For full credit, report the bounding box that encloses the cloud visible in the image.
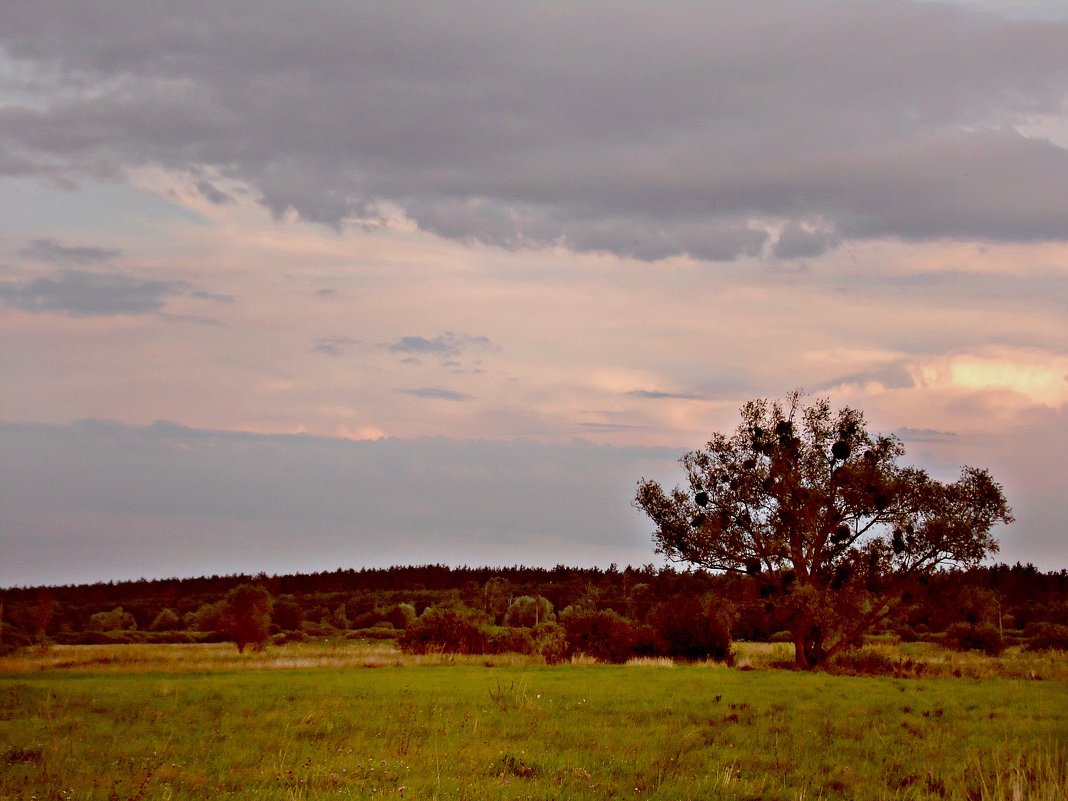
[400,387,472,401]
[313,336,359,356]
[0,268,189,316]
[896,427,959,442]
[19,238,122,265]
[385,332,493,358]
[0,420,684,584]
[626,389,703,400]
[195,179,232,205]
[773,221,842,260]
[2,2,1067,260]
[189,289,236,303]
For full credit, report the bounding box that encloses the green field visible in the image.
[2,643,1066,800]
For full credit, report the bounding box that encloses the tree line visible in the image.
[3,561,1067,661]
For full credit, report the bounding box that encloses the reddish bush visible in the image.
[559,608,640,663]
[398,605,489,654]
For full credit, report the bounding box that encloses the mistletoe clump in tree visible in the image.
[635,391,1013,669]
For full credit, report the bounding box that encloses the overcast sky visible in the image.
[2,1,1066,586]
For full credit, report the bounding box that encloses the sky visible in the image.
[1,0,1067,587]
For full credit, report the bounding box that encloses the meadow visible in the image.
[2,642,1066,801]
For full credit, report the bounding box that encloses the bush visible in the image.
[1023,623,1068,651]
[645,594,733,662]
[559,608,640,663]
[769,630,794,644]
[531,622,568,664]
[486,626,535,655]
[826,646,926,678]
[503,596,555,628]
[346,627,401,641]
[946,622,1004,656]
[300,620,335,638]
[380,603,418,629]
[271,630,308,645]
[148,608,181,632]
[145,631,197,644]
[271,596,304,631]
[87,607,137,632]
[893,625,919,643]
[398,605,490,654]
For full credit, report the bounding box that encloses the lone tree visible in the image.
[635,391,1013,669]
[220,584,274,653]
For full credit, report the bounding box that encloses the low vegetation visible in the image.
[2,640,1065,800]
[4,562,1066,664]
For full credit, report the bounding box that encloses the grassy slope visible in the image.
[2,645,1066,800]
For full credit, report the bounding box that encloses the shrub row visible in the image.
[396,603,733,664]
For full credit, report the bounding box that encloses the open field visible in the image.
[2,642,1066,800]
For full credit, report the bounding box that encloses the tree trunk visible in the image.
[793,626,826,669]
[793,632,810,669]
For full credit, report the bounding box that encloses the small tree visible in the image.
[503,595,555,628]
[87,607,137,632]
[148,607,181,632]
[271,595,304,631]
[635,392,1013,669]
[219,584,274,653]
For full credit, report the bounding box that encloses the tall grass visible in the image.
[2,642,1065,800]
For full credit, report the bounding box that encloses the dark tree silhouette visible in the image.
[219,584,273,653]
[635,391,1013,668]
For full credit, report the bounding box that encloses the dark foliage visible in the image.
[559,608,643,663]
[1023,622,1068,651]
[219,584,273,653]
[635,391,1014,668]
[398,605,490,655]
[945,622,1005,656]
[645,594,734,661]
[3,557,1068,666]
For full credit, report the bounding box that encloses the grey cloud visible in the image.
[626,390,703,400]
[819,365,918,391]
[897,427,959,442]
[0,268,188,316]
[578,422,651,432]
[2,2,1068,260]
[400,387,472,401]
[313,336,359,356]
[386,332,493,357]
[189,289,236,303]
[773,221,842,260]
[195,179,232,205]
[0,420,683,584]
[20,238,122,265]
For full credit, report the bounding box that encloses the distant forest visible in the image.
[3,562,1068,661]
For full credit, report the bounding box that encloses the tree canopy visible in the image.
[635,391,1013,668]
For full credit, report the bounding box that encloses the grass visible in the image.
[1,641,1066,800]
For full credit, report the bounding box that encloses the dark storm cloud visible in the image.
[0,268,189,316]
[19,238,122,265]
[400,387,472,401]
[2,2,1068,260]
